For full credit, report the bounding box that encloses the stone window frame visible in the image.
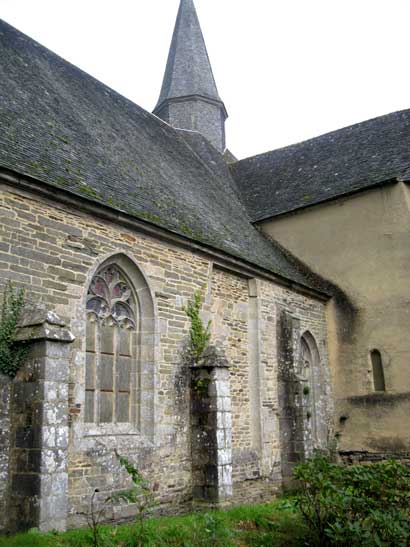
[300,330,321,443]
[82,253,157,441]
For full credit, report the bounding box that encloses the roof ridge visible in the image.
[235,107,410,165]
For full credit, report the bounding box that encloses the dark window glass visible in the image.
[370,350,386,392]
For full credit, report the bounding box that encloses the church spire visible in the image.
[153,0,228,152]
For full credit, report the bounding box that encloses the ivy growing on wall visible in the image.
[0,281,28,378]
[183,291,211,361]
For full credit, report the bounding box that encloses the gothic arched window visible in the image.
[300,335,316,437]
[370,349,386,392]
[85,264,139,425]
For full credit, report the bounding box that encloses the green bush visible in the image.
[293,452,410,546]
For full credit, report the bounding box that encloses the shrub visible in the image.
[293,452,410,546]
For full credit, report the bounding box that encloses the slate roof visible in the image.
[0,19,323,292]
[154,0,225,114]
[230,110,410,222]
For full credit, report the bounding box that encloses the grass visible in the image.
[0,499,309,547]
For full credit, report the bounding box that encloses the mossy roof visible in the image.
[0,19,326,293]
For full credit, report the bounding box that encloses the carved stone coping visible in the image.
[189,346,230,370]
[190,361,230,370]
[14,309,75,344]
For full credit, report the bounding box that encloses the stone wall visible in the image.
[339,450,410,465]
[0,183,331,529]
[210,268,331,500]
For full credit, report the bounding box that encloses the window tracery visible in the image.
[87,265,136,328]
[85,264,138,425]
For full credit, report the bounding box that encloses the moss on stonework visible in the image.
[106,195,122,208]
[77,185,99,198]
[54,176,70,187]
[122,204,162,226]
[56,135,69,145]
[180,223,193,236]
[27,160,42,176]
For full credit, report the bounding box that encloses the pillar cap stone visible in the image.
[190,345,230,369]
[14,307,75,343]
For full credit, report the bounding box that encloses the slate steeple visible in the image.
[153,0,228,152]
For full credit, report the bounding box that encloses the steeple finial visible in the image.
[153,0,228,152]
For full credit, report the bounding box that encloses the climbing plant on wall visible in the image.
[183,291,211,361]
[0,281,28,377]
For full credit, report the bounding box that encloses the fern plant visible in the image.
[183,291,211,361]
[0,281,28,378]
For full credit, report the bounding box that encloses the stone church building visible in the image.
[0,0,409,533]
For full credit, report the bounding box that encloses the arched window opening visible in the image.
[300,334,317,442]
[85,264,139,425]
[370,350,386,392]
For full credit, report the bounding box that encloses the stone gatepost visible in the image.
[8,310,74,533]
[0,373,12,533]
[190,348,232,505]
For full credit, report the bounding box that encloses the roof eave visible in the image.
[0,166,331,301]
[253,177,400,224]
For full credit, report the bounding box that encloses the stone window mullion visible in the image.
[113,325,118,425]
[95,321,101,426]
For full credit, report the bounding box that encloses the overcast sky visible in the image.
[1,0,410,159]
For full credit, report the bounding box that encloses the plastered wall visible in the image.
[260,182,410,454]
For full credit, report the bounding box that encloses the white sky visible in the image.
[1,0,410,160]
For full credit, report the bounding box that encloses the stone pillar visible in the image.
[277,309,303,488]
[0,373,12,533]
[191,349,232,505]
[8,310,74,533]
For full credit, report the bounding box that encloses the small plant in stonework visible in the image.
[303,385,310,396]
[81,488,110,547]
[0,281,28,378]
[183,291,211,361]
[193,376,211,395]
[109,452,158,547]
